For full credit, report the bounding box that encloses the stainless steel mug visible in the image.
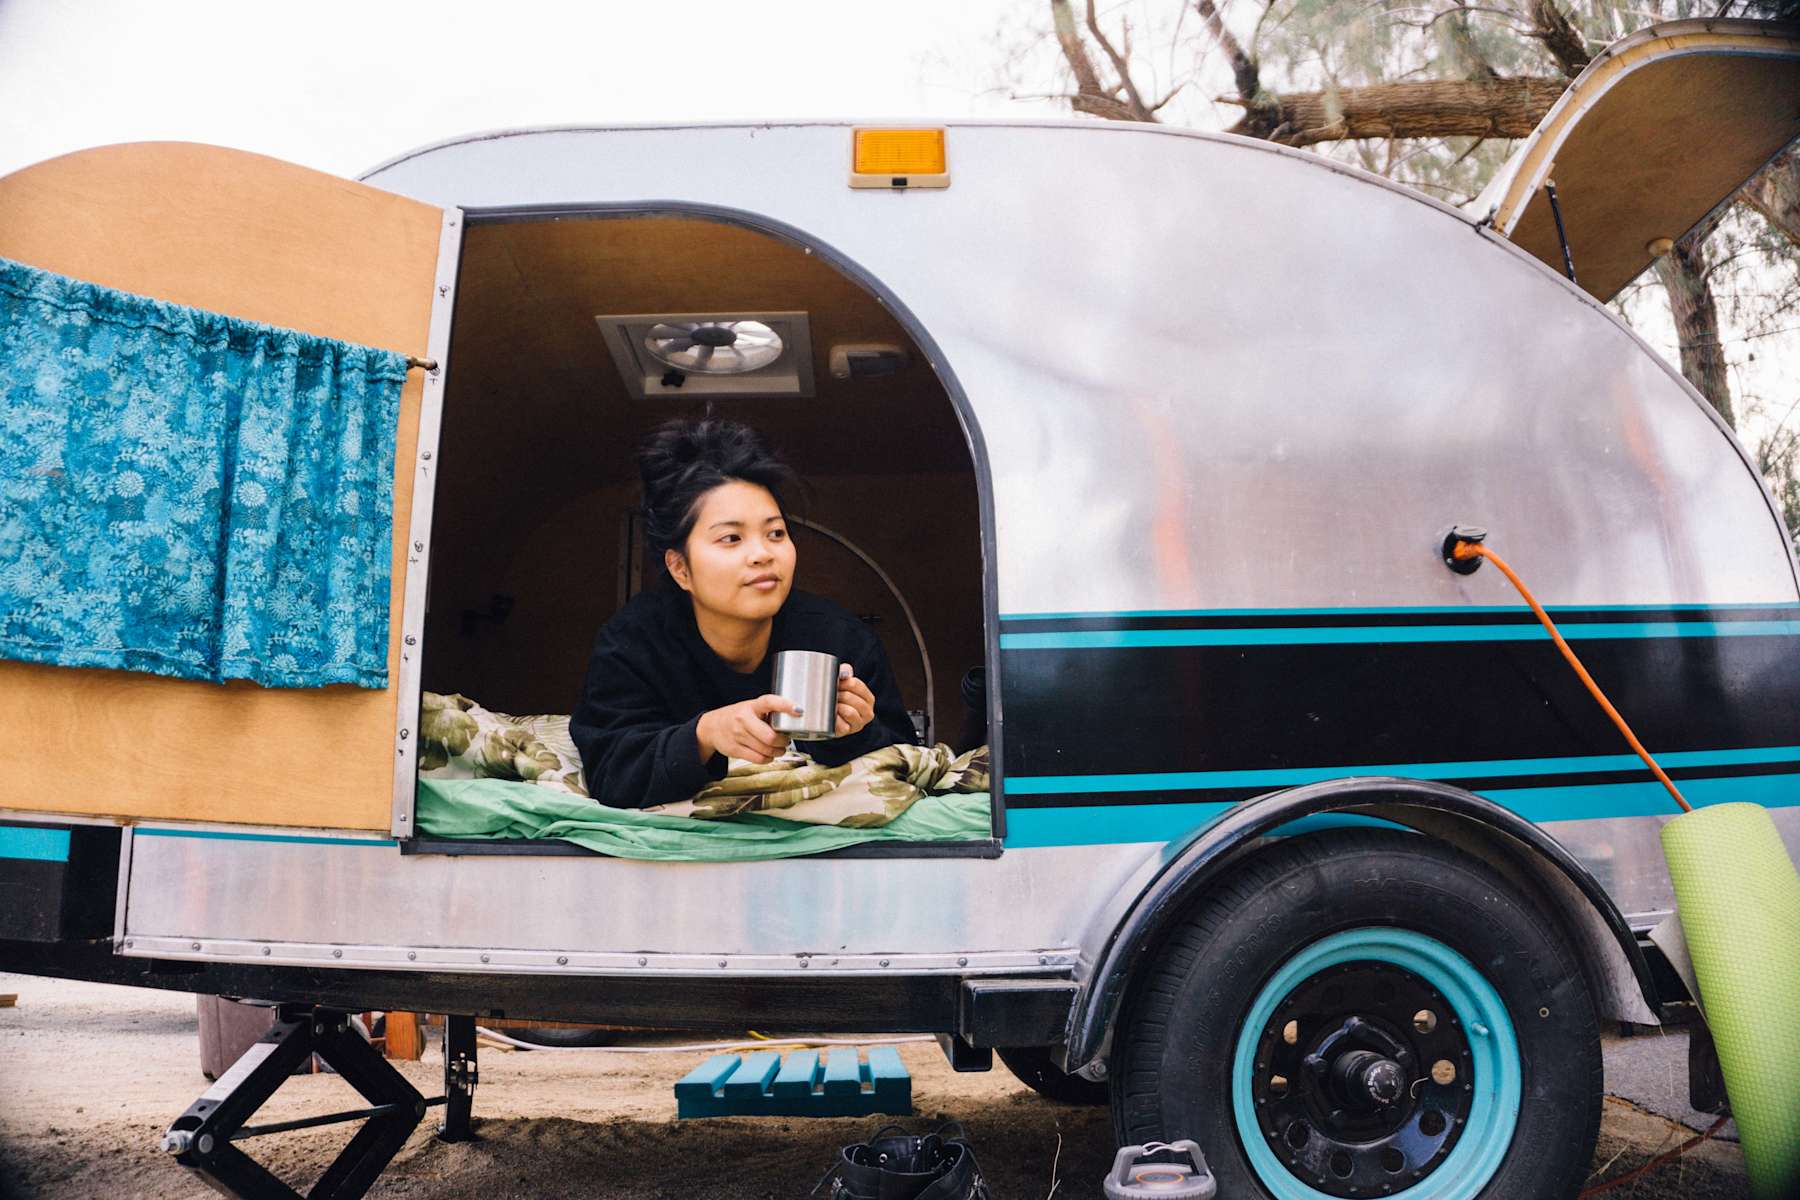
[769,649,841,740]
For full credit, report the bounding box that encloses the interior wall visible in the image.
[422,215,984,737]
[425,473,983,727]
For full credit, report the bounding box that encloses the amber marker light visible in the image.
[849,128,949,190]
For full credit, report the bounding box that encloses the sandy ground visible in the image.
[0,973,1750,1199]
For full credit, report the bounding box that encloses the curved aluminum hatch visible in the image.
[1477,18,1800,301]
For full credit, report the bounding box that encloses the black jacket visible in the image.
[568,588,915,808]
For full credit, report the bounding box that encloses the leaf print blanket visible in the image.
[418,691,988,827]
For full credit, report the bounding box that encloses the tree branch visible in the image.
[1195,0,1263,105]
[1049,0,1147,121]
[1228,76,1566,146]
[1389,4,1534,31]
[1195,0,1286,135]
[1528,0,1591,77]
[1085,0,1157,120]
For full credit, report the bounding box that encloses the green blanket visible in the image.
[416,777,992,862]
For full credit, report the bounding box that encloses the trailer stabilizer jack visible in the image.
[161,1005,429,1200]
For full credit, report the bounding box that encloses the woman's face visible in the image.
[667,480,796,623]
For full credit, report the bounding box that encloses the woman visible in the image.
[569,417,916,808]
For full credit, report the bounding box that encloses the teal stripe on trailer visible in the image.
[1000,620,1800,650]
[136,828,397,847]
[0,826,72,862]
[1002,602,1800,621]
[1005,745,1800,796]
[1001,773,1800,848]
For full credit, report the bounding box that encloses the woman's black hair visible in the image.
[636,416,798,557]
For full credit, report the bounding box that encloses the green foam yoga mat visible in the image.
[1660,802,1800,1199]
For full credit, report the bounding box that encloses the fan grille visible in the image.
[643,320,784,375]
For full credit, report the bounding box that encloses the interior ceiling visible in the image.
[440,216,971,519]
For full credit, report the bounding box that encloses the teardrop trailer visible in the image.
[3,18,1799,1200]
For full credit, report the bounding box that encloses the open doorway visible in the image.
[415,210,991,839]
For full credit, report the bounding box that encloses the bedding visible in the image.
[419,690,990,829]
[415,776,991,861]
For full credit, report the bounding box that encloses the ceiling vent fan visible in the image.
[595,311,816,399]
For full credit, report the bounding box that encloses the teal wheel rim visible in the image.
[1230,928,1521,1200]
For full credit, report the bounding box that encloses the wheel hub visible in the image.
[1327,1048,1405,1109]
[1249,962,1475,1197]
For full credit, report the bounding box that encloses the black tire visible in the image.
[1111,830,1602,1200]
[998,1045,1111,1106]
[493,1025,617,1048]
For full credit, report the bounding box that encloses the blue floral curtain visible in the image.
[0,255,407,689]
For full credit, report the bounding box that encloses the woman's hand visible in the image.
[696,695,797,765]
[835,663,876,737]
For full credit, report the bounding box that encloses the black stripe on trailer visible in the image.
[0,824,120,943]
[998,630,1800,781]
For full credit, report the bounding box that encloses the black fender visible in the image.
[1060,777,1659,1076]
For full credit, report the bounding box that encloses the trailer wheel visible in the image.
[1111,830,1601,1199]
[998,1045,1110,1106]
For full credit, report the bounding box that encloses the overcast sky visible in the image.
[0,0,1051,179]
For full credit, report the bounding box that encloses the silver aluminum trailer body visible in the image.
[96,119,1797,986]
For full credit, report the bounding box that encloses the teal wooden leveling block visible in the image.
[675,1046,912,1118]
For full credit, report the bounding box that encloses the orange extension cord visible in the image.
[1450,539,1721,1197]
[1451,540,1692,814]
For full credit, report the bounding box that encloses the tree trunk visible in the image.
[1653,234,1735,429]
[1744,148,1800,246]
[1232,77,1566,146]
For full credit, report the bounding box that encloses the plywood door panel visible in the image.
[0,142,443,830]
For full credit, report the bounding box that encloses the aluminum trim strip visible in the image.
[114,936,1078,978]
[111,825,133,945]
[391,206,465,838]
[134,828,396,847]
[0,811,131,828]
